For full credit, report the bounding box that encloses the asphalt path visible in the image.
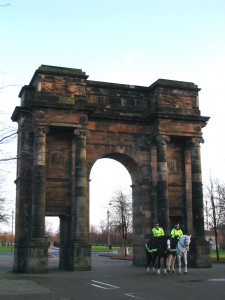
[0,250,225,300]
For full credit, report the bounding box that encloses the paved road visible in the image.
[0,252,225,300]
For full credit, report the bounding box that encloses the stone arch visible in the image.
[89,153,147,265]
[11,65,211,273]
[88,152,141,186]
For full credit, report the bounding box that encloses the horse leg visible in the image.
[163,255,167,275]
[167,254,171,272]
[146,251,151,274]
[152,254,157,274]
[156,255,160,275]
[183,253,188,274]
[177,255,182,275]
[171,254,176,273]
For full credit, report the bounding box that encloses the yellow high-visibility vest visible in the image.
[171,228,183,238]
[152,227,164,237]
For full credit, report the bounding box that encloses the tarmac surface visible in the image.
[0,250,225,300]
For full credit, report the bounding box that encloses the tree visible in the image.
[0,121,17,223]
[204,176,225,260]
[109,189,132,257]
[0,113,18,160]
[0,170,11,223]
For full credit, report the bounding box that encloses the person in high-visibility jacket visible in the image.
[152,223,164,237]
[170,223,183,239]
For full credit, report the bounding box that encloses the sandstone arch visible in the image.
[11,65,211,273]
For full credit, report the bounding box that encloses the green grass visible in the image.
[1,245,225,259]
[210,249,225,259]
[91,245,128,252]
[0,244,125,253]
[0,245,14,253]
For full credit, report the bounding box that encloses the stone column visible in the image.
[71,128,91,271]
[27,126,49,273]
[13,118,32,272]
[59,215,70,270]
[156,134,170,235]
[184,141,193,235]
[188,137,211,268]
[191,137,205,237]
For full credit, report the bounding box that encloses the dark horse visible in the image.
[145,236,169,275]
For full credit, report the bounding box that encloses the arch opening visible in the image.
[89,157,132,228]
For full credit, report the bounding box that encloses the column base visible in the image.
[14,239,49,273]
[26,239,49,273]
[14,243,27,273]
[68,240,92,271]
[133,243,146,267]
[188,237,212,268]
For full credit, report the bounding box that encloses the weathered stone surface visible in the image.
[12,65,211,272]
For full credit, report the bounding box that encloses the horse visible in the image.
[176,234,191,274]
[145,236,170,275]
[167,235,191,275]
[166,237,179,273]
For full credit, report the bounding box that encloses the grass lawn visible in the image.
[0,245,14,253]
[1,245,225,260]
[91,245,129,252]
[210,249,225,259]
[0,245,128,253]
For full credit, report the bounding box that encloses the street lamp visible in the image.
[11,210,14,252]
[107,201,112,249]
[107,209,111,249]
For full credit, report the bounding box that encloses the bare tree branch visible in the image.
[0,3,10,7]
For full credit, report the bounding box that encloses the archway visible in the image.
[89,158,132,228]
[11,65,211,273]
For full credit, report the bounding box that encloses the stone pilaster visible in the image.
[59,215,70,270]
[71,128,91,271]
[184,141,193,235]
[27,126,49,273]
[191,137,205,237]
[188,137,212,268]
[156,134,170,235]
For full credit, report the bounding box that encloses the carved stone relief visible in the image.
[40,79,85,97]
[48,150,64,168]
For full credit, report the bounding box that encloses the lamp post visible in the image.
[107,201,112,249]
[107,209,111,249]
[11,210,14,252]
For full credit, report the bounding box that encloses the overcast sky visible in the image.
[1,0,225,231]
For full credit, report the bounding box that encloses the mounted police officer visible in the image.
[152,222,164,237]
[170,223,183,240]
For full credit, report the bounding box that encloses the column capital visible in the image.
[155,134,170,145]
[190,137,204,146]
[74,128,90,138]
[186,137,204,147]
[34,126,49,136]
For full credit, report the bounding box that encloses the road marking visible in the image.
[91,280,120,289]
[125,293,149,299]
[208,278,225,282]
